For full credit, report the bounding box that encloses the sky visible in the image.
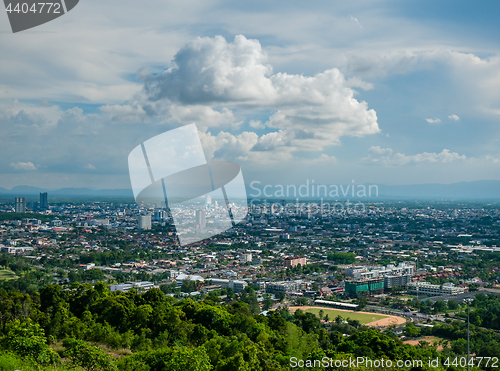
[1,0,500,190]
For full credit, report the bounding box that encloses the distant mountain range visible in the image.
[1,179,500,200]
[377,180,500,200]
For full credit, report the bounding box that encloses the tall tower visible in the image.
[196,209,206,228]
[15,197,26,213]
[40,192,49,210]
[138,214,152,230]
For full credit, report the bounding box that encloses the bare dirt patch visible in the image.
[403,336,444,350]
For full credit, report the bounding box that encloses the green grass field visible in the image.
[296,307,388,324]
[0,269,17,281]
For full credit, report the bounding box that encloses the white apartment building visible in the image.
[408,281,465,296]
[346,262,414,279]
[384,274,412,288]
[110,281,155,292]
[138,214,152,230]
[266,280,311,293]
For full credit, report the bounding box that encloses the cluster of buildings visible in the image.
[14,193,49,213]
[343,262,467,297]
[2,197,500,305]
[344,262,415,295]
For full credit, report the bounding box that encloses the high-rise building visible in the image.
[205,194,212,206]
[153,210,167,221]
[345,278,384,296]
[15,197,26,213]
[383,274,412,289]
[30,201,39,212]
[138,214,152,230]
[40,192,49,210]
[196,209,206,228]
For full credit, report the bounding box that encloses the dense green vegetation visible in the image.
[326,252,356,264]
[1,283,499,370]
[0,211,54,222]
[0,268,17,281]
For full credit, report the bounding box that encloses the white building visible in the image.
[408,281,465,296]
[210,278,230,288]
[175,273,204,282]
[240,253,252,263]
[15,197,26,213]
[83,263,96,270]
[110,281,155,292]
[346,262,414,279]
[91,219,110,227]
[138,214,152,230]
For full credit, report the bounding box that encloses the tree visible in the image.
[136,346,211,371]
[181,279,197,293]
[326,253,356,264]
[295,297,308,306]
[319,309,324,321]
[403,323,420,338]
[358,298,368,310]
[240,291,260,313]
[451,338,467,354]
[433,300,447,313]
[275,291,285,302]
[63,338,115,371]
[262,295,273,311]
[1,319,59,365]
[470,310,482,326]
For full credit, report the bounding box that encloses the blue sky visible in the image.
[0,0,499,189]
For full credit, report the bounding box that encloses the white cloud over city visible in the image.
[363,146,467,166]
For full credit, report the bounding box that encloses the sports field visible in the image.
[0,269,17,281]
[291,306,386,324]
[288,306,406,327]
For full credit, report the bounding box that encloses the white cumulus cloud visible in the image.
[11,162,37,170]
[363,146,467,166]
[135,35,379,152]
[448,114,460,121]
[425,118,441,124]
